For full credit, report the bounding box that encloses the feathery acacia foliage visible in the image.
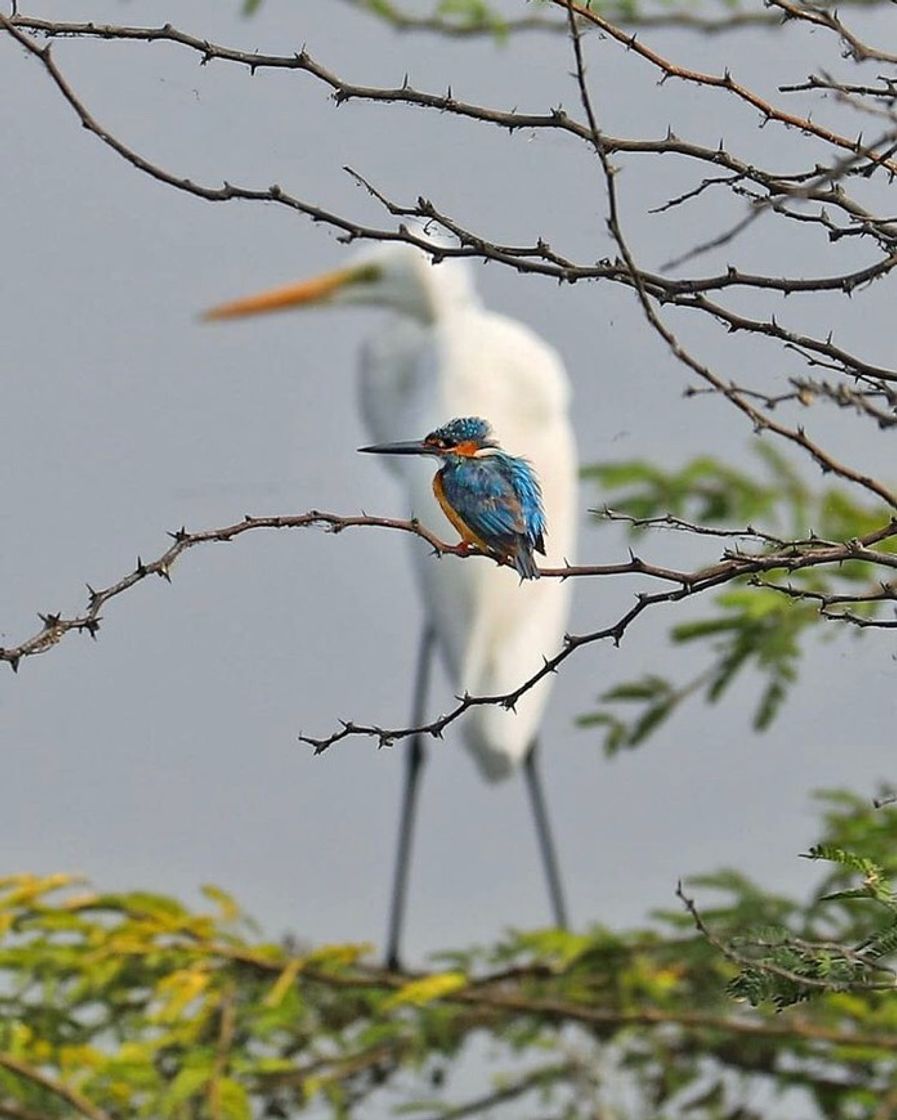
[2,792,897,1119]
[246,0,883,36]
[579,450,897,752]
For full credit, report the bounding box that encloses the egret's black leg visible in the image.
[385,623,436,971]
[523,741,569,929]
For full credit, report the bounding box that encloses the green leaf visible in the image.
[600,675,671,702]
[216,1077,252,1120]
[629,698,677,745]
[160,1064,212,1115]
[754,677,787,731]
[201,883,241,922]
[857,921,897,960]
[671,618,742,642]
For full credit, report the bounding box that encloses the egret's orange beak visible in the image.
[202,264,370,321]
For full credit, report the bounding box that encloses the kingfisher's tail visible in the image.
[512,540,540,580]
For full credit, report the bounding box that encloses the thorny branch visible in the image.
[9,8,897,509]
[766,0,897,65]
[598,508,789,546]
[5,4,897,749]
[558,0,897,493]
[689,376,897,430]
[298,516,897,752]
[3,506,897,746]
[0,511,482,670]
[753,576,897,627]
[5,14,897,247]
[5,11,897,404]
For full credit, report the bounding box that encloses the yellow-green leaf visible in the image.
[201,883,241,922]
[384,970,466,1008]
[264,957,303,1008]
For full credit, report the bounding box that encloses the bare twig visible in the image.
[596,507,789,546]
[413,1063,576,1120]
[757,577,897,628]
[0,1055,110,1120]
[766,0,897,64]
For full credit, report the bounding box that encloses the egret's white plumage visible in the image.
[206,243,578,781]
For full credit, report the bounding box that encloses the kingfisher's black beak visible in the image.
[358,439,432,457]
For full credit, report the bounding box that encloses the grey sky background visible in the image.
[2,1,895,965]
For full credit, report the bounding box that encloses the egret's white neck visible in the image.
[412,255,481,324]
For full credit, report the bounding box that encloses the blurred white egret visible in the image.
[205,242,578,966]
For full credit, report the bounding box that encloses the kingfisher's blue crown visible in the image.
[426,417,495,449]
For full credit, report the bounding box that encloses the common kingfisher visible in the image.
[360,417,546,580]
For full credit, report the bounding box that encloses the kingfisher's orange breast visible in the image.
[433,472,492,553]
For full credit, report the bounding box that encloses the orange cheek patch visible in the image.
[454,440,480,457]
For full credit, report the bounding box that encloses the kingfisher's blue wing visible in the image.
[441,455,546,573]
